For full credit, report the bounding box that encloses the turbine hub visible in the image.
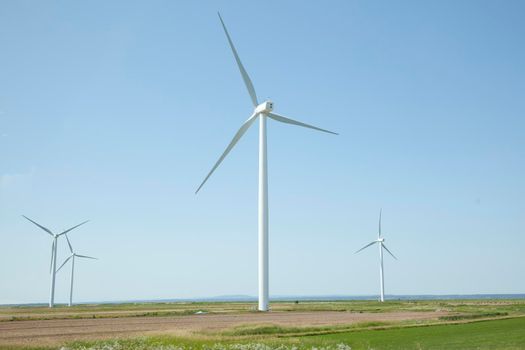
[378,238,385,242]
[255,100,273,115]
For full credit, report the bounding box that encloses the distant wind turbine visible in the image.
[355,210,397,302]
[56,234,97,307]
[196,13,338,311]
[22,216,89,307]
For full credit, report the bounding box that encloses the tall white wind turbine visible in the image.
[196,13,338,311]
[57,234,97,307]
[355,210,397,302]
[22,216,89,307]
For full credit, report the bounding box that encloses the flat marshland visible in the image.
[0,299,524,350]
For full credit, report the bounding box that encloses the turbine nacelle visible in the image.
[254,101,273,115]
[378,238,385,242]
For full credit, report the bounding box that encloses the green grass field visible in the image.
[59,317,525,350]
[305,317,525,349]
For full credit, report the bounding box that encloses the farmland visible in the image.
[0,299,524,349]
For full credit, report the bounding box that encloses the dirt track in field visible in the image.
[0,310,448,346]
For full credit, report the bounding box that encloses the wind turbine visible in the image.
[56,234,97,307]
[22,216,89,307]
[355,210,397,302]
[196,13,337,311]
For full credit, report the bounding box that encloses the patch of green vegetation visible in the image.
[223,322,391,337]
[438,312,508,321]
[225,325,305,336]
[0,346,53,350]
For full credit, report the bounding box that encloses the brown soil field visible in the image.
[0,310,448,347]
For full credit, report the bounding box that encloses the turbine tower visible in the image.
[196,13,337,311]
[57,234,97,307]
[355,210,397,302]
[22,216,89,307]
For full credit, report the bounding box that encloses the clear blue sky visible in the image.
[1,0,524,304]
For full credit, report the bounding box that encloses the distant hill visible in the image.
[3,293,524,307]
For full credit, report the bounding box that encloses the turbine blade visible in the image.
[58,220,89,236]
[268,112,338,135]
[22,216,53,236]
[379,209,382,238]
[195,113,258,194]
[76,254,97,260]
[49,240,55,273]
[65,234,73,254]
[382,244,398,260]
[56,255,73,273]
[355,241,377,254]
[218,12,258,107]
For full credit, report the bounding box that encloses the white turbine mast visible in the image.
[355,209,397,302]
[56,234,97,307]
[22,216,89,308]
[196,12,338,311]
